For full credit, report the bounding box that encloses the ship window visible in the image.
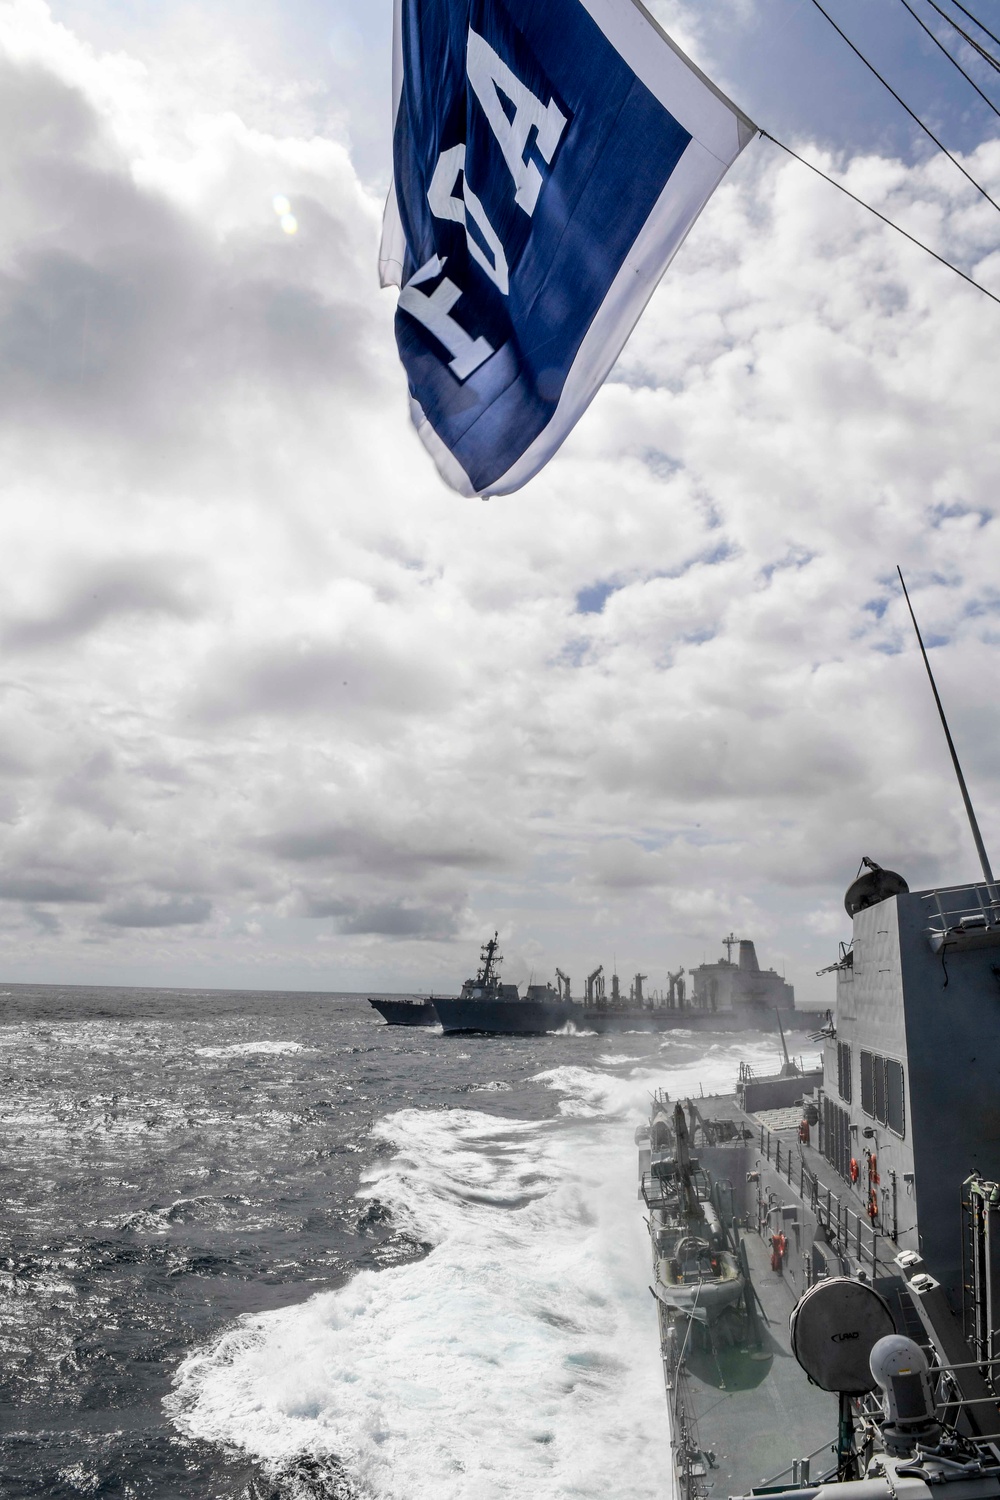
[837,1042,852,1103]
[859,1049,905,1138]
[874,1057,886,1123]
[860,1050,875,1116]
[822,1096,853,1183]
[885,1059,905,1136]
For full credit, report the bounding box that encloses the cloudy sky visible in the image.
[0,0,998,1002]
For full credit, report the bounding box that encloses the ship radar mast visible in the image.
[478,932,502,986]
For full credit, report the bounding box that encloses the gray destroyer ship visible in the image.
[433,933,581,1034]
[638,857,1000,1500]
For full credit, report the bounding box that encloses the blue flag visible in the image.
[380,0,755,497]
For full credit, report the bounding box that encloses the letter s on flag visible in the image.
[379,0,756,498]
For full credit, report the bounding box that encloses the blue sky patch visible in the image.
[575,580,620,615]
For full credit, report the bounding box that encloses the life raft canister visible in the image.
[849,1158,860,1183]
[770,1231,788,1271]
[798,1119,810,1145]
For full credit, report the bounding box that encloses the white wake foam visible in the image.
[167,1037,786,1497]
[169,1095,667,1498]
[195,1041,306,1057]
[534,1034,785,1120]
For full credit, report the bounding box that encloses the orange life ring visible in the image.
[849,1158,859,1183]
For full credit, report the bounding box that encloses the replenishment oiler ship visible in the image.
[425,931,826,1036]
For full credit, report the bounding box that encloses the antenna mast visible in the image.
[775,1008,792,1072]
[897,566,994,886]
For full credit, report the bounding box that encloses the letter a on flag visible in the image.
[380,0,755,497]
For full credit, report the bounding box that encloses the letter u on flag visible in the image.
[380,0,755,498]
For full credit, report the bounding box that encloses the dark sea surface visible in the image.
[0,984,805,1500]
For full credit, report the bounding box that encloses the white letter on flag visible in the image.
[397,256,495,380]
[466,29,568,217]
[427,145,510,294]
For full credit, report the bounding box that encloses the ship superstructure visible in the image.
[824,862,1000,1305]
[577,937,821,1034]
[639,859,1000,1500]
[690,936,796,1019]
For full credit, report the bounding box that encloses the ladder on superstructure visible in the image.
[962,1174,1000,1378]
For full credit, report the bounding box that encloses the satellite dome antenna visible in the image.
[897,566,995,890]
[789,1276,896,1393]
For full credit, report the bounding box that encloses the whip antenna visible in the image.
[897,566,994,885]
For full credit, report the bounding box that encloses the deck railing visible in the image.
[758,1121,884,1277]
[923,881,1000,940]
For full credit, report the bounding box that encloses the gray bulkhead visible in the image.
[826,897,918,1259]
[828,882,1000,1310]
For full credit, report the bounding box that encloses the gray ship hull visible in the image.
[581,1006,827,1034]
[368,997,438,1026]
[435,999,827,1036]
[434,997,581,1034]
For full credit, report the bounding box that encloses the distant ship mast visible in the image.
[477,932,502,988]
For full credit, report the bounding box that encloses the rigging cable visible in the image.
[923,0,1000,73]
[939,0,1000,54]
[806,0,1000,214]
[897,0,1000,120]
[759,131,1000,308]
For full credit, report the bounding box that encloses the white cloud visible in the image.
[0,0,996,1005]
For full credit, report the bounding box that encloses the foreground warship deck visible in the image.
[639,862,1000,1500]
[640,1088,840,1499]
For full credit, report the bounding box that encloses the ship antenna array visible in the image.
[897,566,995,887]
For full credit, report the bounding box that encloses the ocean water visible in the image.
[0,985,805,1499]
